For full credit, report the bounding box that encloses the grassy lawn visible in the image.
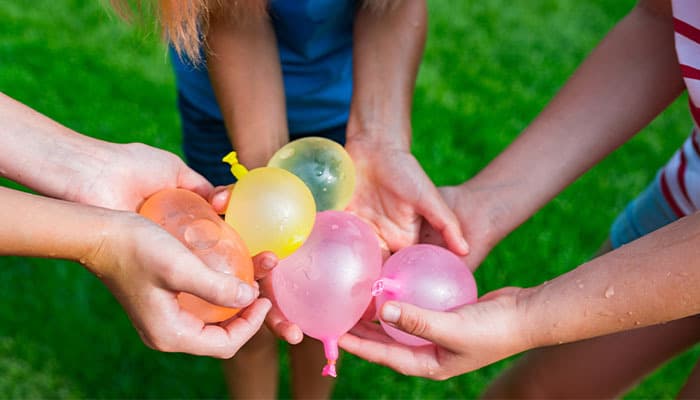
[0,0,696,398]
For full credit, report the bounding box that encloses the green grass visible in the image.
[0,0,696,398]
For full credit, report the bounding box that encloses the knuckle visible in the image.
[400,312,430,338]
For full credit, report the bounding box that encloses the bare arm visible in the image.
[0,92,213,210]
[419,0,684,267]
[0,93,276,357]
[206,11,287,168]
[467,0,683,249]
[345,0,468,254]
[341,209,700,379]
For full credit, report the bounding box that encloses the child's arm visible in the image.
[345,0,468,255]
[339,0,691,379]
[0,92,213,210]
[340,209,700,379]
[422,0,684,269]
[205,10,287,168]
[0,184,267,358]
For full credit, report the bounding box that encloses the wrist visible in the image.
[80,208,140,277]
[512,286,545,352]
[345,115,412,151]
[454,181,512,248]
[40,134,113,202]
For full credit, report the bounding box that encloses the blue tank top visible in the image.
[170,0,354,134]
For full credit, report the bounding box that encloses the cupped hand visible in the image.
[65,142,213,211]
[344,139,468,255]
[84,211,271,358]
[338,287,530,380]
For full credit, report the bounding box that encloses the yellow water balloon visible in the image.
[223,152,316,258]
[268,137,356,211]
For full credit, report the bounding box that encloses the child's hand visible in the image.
[419,185,504,271]
[86,211,269,358]
[338,287,530,380]
[345,139,468,255]
[63,142,214,211]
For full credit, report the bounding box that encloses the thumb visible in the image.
[415,187,469,256]
[379,301,461,348]
[177,167,215,200]
[163,249,258,309]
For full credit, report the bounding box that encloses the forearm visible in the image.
[0,185,116,270]
[521,211,700,349]
[346,0,427,149]
[466,2,684,242]
[0,92,110,198]
[206,12,287,168]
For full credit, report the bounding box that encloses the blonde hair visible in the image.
[110,0,397,62]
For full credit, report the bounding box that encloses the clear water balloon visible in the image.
[373,244,478,346]
[270,211,382,377]
[268,137,356,211]
[139,188,254,323]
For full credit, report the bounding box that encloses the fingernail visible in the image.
[263,256,276,270]
[235,284,256,305]
[381,303,401,323]
[460,237,470,254]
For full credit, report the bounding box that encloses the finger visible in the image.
[348,320,396,344]
[178,167,215,200]
[173,298,271,359]
[378,301,463,349]
[252,251,278,279]
[265,304,303,344]
[416,187,469,256]
[163,248,258,309]
[338,331,439,378]
[209,185,234,214]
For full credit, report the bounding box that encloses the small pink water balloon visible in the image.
[270,211,382,377]
[373,244,478,346]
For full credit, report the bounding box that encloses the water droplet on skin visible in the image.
[578,283,584,289]
[635,321,641,325]
[604,286,615,299]
[627,311,633,316]
[331,224,339,230]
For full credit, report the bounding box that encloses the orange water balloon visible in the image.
[139,188,254,323]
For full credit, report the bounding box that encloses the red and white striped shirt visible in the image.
[661,0,700,216]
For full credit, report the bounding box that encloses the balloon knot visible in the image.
[222,151,249,180]
[371,279,385,296]
[322,360,337,378]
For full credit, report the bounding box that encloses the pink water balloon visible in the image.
[270,211,382,377]
[373,244,478,346]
